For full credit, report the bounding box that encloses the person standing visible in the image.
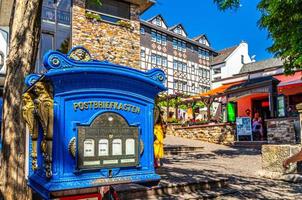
[154,105,165,168]
[252,112,263,141]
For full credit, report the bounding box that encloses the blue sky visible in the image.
[141,0,273,61]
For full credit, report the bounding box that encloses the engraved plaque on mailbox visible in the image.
[77,112,139,170]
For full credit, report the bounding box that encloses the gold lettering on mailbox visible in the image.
[73,101,141,114]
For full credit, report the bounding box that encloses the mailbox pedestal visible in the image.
[22,47,166,199]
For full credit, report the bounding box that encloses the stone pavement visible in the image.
[163,135,302,199]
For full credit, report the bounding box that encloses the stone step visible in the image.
[233,141,267,149]
[142,187,238,199]
[114,177,229,199]
[164,146,204,156]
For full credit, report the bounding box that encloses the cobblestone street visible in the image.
[164,135,302,199]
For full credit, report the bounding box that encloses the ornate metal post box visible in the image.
[22,47,166,199]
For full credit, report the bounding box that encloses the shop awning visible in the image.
[198,81,243,98]
[182,81,242,103]
[274,71,302,95]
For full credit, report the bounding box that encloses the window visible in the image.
[162,35,167,45]
[37,0,72,73]
[192,65,195,74]
[162,57,167,67]
[151,53,167,68]
[151,54,156,64]
[86,0,130,21]
[140,27,145,34]
[205,50,210,60]
[192,83,195,91]
[37,32,54,73]
[140,50,145,58]
[213,68,221,74]
[198,48,209,59]
[173,38,186,52]
[42,0,71,25]
[151,30,166,46]
[174,80,187,92]
[173,60,187,72]
[202,69,206,78]
[241,55,245,64]
[155,17,161,26]
[173,39,177,49]
[151,31,156,42]
[206,70,210,79]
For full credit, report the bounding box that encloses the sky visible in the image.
[141,0,273,61]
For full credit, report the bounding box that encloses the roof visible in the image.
[147,14,168,27]
[193,34,211,46]
[124,0,155,13]
[140,20,217,53]
[168,23,188,36]
[211,45,238,66]
[226,76,279,92]
[239,58,284,74]
[198,81,243,97]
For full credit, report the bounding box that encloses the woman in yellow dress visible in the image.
[154,105,165,168]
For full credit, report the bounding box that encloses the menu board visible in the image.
[236,117,252,138]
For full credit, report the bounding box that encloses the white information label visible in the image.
[98,139,109,156]
[103,159,119,165]
[83,160,100,166]
[125,139,135,155]
[112,139,122,155]
[121,158,135,163]
[83,139,95,157]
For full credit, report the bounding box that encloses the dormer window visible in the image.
[174,27,181,34]
[155,17,161,26]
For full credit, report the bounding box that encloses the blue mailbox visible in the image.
[22,47,166,199]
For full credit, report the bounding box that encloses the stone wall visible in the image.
[72,0,141,68]
[167,123,235,145]
[266,117,299,144]
[261,144,302,176]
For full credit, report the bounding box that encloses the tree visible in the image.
[257,0,302,74]
[0,1,43,200]
[214,0,302,73]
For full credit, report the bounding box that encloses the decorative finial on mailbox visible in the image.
[67,46,92,62]
[25,74,41,87]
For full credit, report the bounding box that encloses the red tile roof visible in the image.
[211,45,238,66]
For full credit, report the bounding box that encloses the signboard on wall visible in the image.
[236,117,252,141]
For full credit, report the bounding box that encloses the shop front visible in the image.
[225,76,279,141]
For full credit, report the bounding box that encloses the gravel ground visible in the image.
[164,135,302,200]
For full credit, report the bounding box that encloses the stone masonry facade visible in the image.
[266,117,299,144]
[167,123,235,145]
[72,0,141,68]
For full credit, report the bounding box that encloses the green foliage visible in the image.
[213,0,240,11]
[257,0,302,74]
[166,118,179,123]
[116,20,132,29]
[192,101,205,109]
[58,37,70,54]
[85,11,102,21]
[91,0,102,6]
